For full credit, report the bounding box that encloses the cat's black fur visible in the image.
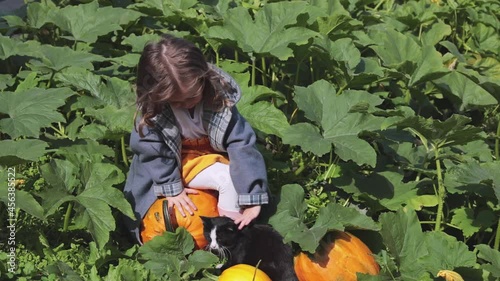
[201,216,298,281]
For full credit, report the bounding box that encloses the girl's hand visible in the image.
[234,205,261,230]
[166,188,199,217]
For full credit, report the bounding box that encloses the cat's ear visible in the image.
[200,216,210,225]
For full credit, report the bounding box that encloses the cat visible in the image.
[200,216,299,281]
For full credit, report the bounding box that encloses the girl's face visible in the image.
[169,92,203,109]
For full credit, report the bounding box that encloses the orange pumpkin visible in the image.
[294,231,379,281]
[141,189,219,249]
[219,264,272,281]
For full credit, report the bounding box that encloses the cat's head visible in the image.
[200,216,239,251]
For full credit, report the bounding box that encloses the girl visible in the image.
[123,34,269,243]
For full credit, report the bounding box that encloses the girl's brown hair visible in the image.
[135,34,230,137]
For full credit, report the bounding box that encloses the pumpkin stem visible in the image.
[253,260,262,281]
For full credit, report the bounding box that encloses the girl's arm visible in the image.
[224,107,269,207]
[130,125,184,197]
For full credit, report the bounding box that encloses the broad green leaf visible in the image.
[270,184,378,253]
[102,259,156,281]
[57,72,135,108]
[85,104,135,135]
[74,192,115,249]
[421,21,451,46]
[134,0,197,17]
[54,67,101,99]
[332,171,421,212]
[409,45,449,86]
[0,74,15,90]
[451,208,496,238]
[314,36,361,71]
[310,0,361,35]
[315,203,379,231]
[40,159,80,194]
[46,261,84,281]
[122,33,162,52]
[238,85,289,137]
[15,72,39,92]
[30,44,107,72]
[420,231,477,275]
[439,41,466,63]
[369,29,420,72]
[206,2,318,60]
[379,209,429,280]
[55,139,115,167]
[111,53,141,68]
[51,1,142,43]
[82,163,135,220]
[283,80,384,166]
[269,184,311,249]
[393,114,483,150]
[39,185,75,218]
[476,244,500,277]
[97,77,136,108]
[0,139,48,166]
[407,195,439,211]
[0,35,43,59]
[186,250,220,275]
[434,71,497,110]
[27,0,58,29]
[0,88,74,138]
[139,228,195,272]
[0,171,45,220]
[444,161,500,200]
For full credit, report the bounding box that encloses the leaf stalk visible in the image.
[434,147,445,232]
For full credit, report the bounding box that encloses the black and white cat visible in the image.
[200,216,298,281]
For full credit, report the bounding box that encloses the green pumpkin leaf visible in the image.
[0,35,43,60]
[451,208,496,238]
[122,34,162,53]
[332,171,421,212]
[394,114,483,150]
[421,21,452,46]
[369,29,420,72]
[282,80,384,166]
[186,250,220,275]
[476,244,500,277]
[31,44,106,72]
[0,139,48,166]
[0,88,74,138]
[237,85,289,137]
[409,45,449,86]
[206,2,318,60]
[420,231,477,275]
[434,71,497,110]
[139,228,197,278]
[379,209,429,280]
[0,170,45,220]
[40,159,80,194]
[85,104,135,136]
[51,1,142,43]
[26,0,58,29]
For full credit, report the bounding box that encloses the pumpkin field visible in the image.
[1,0,499,280]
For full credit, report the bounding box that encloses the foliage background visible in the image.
[0,0,499,280]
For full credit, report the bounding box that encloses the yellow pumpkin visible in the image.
[219,264,272,281]
[141,189,219,249]
[294,231,380,281]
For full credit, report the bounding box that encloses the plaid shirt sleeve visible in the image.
[130,125,184,197]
